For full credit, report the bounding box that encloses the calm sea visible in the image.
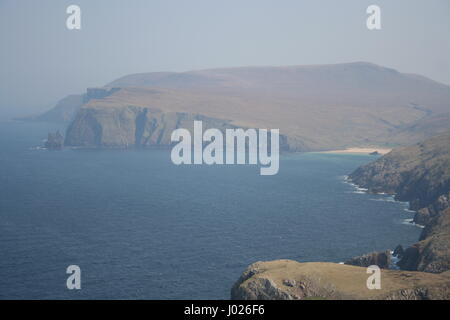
[0,121,420,299]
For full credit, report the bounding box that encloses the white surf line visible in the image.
[342,175,423,229]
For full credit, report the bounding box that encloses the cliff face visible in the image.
[349,133,450,210]
[64,85,296,149]
[397,207,450,273]
[349,133,450,273]
[231,260,450,300]
[64,105,247,148]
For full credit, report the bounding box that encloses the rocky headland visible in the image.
[231,260,450,300]
[24,62,450,152]
[232,133,450,299]
[349,133,450,273]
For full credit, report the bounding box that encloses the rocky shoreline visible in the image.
[348,133,450,273]
[232,133,450,299]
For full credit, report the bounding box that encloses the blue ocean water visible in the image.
[0,121,421,299]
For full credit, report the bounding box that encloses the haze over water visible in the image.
[0,121,420,299]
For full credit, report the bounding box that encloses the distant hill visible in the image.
[31,62,450,151]
[18,94,84,123]
[18,88,120,123]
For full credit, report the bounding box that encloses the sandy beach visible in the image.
[318,147,392,155]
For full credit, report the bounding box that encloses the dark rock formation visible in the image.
[410,207,450,273]
[44,131,64,150]
[397,247,421,271]
[369,151,380,155]
[397,212,450,274]
[414,192,450,227]
[345,250,391,269]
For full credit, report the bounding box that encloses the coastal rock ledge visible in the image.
[231,260,450,300]
[344,250,391,269]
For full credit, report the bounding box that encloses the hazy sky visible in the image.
[0,0,449,118]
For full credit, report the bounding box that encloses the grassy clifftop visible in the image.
[231,260,450,300]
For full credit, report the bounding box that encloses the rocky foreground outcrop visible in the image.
[231,260,450,300]
[349,133,450,274]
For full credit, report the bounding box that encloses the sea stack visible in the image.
[45,131,64,150]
